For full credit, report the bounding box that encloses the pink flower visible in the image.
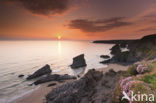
[136,64,148,74]
[120,77,136,103]
[120,77,132,89]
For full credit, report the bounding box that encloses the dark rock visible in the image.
[70,54,87,69]
[34,74,76,85]
[100,55,110,59]
[101,51,136,65]
[110,44,121,55]
[28,83,33,86]
[18,74,24,78]
[47,83,57,87]
[77,75,80,78]
[111,51,130,63]
[95,34,156,64]
[26,64,52,80]
[100,59,111,64]
[46,69,121,103]
[120,43,127,48]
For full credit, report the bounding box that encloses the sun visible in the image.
[57,35,62,40]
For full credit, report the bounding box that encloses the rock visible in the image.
[47,83,57,87]
[18,74,24,78]
[100,55,110,59]
[94,34,156,64]
[120,43,127,48]
[34,74,76,85]
[100,59,111,64]
[111,51,130,63]
[28,83,33,86]
[26,64,52,80]
[46,69,121,103]
[110,44,121,55]
[70,54,87,69]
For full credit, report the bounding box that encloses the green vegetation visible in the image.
[130,82,156,103]
[113,60,156,103]
[146,47,156,60]
[139,74,156,89]
[127,64,138,76]
[141,47,151,54]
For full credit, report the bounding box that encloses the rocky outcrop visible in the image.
[70,54,87,69]
[46,69,121,103]
[34,74,76,85]
[96,34,156,65]
[120,42,127,48]
[110,44,121,55]
[26,64,52,80]
[100,55,110,59]
[111,51,130,63]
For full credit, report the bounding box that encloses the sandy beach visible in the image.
[11,63,128,103]
[11,83,53,103]
[11,79,75,103]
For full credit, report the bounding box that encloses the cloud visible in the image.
[138,27,156,32]
[2,0,71,15]
[68,17,132,32]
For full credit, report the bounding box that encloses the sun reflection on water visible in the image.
[57,41,62,55]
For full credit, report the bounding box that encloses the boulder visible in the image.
[26,64,52,80]
[18,74,24,78]
[70,54,87,69]
[100,55,110,59]
[34,74,76,85]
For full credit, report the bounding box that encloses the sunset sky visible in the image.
[0,0,156,40]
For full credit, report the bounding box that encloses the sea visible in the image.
[0,40,114,103]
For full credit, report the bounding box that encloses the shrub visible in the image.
[127,65,138,76]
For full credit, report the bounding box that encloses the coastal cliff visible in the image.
[99,34,156,65]
[45,34,156,103]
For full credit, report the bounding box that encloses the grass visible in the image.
[130,82,156,103]
[139,73,156,89]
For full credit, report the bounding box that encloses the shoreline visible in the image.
[11,63,128,103]
[10,79,76,103]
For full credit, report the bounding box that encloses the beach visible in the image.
[11,63,128,103]
[11,80,75,103]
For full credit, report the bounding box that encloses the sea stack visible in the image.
[71,54,87,69]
